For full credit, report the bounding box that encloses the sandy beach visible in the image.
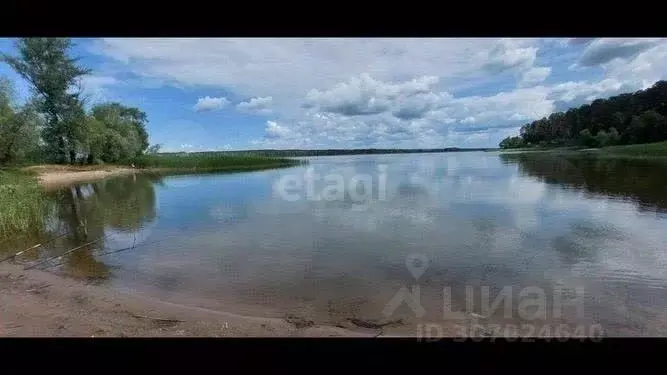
[0,262,379,337]
[23,165,141,190]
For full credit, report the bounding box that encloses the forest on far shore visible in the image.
[499,80,667,149]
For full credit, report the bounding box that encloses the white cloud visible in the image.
[88,38,667,149]
[550,78,626,103]
[448,86,555,124]
[602,41,667,89]
[194,96,230,112]
[236,96,273,114]
[520,67,551,87]
[75,75,119,104]
[303,73,442,118]
[577,38,663,67]
[482,39,538,73]
[481,39,552,88]
[264,120,291,139]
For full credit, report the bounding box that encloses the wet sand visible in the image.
[0,262,377,337]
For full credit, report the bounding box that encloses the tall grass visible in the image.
[597,141,667,157]
[504,141,667,161]
[0,169,48,235]
[133,153,304,171]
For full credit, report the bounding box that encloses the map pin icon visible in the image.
[405,254,429,280]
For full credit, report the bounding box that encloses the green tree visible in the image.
[82,114,107,164]
[2,38,90,164]
[579,129,597,148]
[88,102,149,163]
[499,136,525,149]
[0,77,42,165]
[640,110,667,142]
[146,143,162,154]
[507,80,667,147]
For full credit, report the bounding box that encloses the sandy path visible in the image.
[0,262,378,337]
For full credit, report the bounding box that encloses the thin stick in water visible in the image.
[24,236,108,271]
[0,232,70,264]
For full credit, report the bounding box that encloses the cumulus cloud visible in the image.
[577,38,663,67]
[482,39,537,73]
[481,39,552,88]
[88,38,667,149]
[75,75,119,103]
[520,67,551,86]
[194,96,230,112]
[303,73,441,118]
[264,120,291,139]
[448,86,555,124]
[237,96,273,114]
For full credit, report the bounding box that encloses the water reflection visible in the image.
[2,153,667,335]
[1,173,161,281]
[500,153,667,213]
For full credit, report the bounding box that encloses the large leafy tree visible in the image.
[87,102,149,163]
[2,38,90,164]
[0,77,42,165]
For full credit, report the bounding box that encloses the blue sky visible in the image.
[1,38,665,151]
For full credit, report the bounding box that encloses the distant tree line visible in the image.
[0,38,156,166]
[162,147,494,157]
[499,80,667,149]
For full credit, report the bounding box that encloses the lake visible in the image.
[5,152,667,336]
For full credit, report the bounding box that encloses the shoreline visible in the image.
[23,164,146,190]
[3,163,421,337]
[22,163,301,191]
[498,141,667,160]
[0,262,377,337]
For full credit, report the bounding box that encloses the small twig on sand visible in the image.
[24,236,108,270]
[26,283,51,293]
[131,314,184,324]
[346,318,405,329]
[284,314,315,329]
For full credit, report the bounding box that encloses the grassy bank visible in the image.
[134,153,304,171]
[501,141,667,160]
[592,141,667,157]
[0,169,48,234]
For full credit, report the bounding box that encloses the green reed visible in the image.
[0,169,48,235]
[133,152,304,171]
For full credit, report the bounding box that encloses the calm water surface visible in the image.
[5,152,667,335]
